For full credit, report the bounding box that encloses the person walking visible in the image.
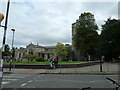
[52,59,55,69]
[54,57,58,68]
[50,59,53,68]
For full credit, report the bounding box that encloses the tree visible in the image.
[35,54,44,62]
[22,54,44,62]
[65,44,72,61]
[101,18,120,62]
[4,44,11,60]
[73,12,99,60]
[22,54,35,62]
[52,42,68,61]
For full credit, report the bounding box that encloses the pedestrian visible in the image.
[52,59,56,69]
[54,58,58,68]
[50,59,53,68]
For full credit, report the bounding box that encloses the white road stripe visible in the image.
[3,79,17,81]
[2,82,10,85]
[28,80,32,83]
[21,83,27,86]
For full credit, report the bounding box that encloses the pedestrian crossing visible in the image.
[1,74,30,87]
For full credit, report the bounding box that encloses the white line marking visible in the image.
[2,82,10,85]
[3,79,17,81]
[28,80,32,83]
[21,83,27,86]
[3,76,26,78]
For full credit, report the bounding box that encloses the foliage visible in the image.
[100,18,120,61]
[52,42,68,60]
[4,44,11,57]
[73,12,99,59]
[35,54,44,62]
[22,54,44,62]
[66,45,72,60]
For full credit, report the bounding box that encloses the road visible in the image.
[1,73,119,89]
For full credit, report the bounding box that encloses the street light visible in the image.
[0,0,10,89]
[11,29,15,52]
[0,13,4,69]
[9,29,15,71]
[0,13,4,90]
[1,0,10,66]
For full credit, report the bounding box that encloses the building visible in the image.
[14,43,56,61]
[72,21,83,61]
[0,43,72,62]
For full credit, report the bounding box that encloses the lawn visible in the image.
[4,61,86,65]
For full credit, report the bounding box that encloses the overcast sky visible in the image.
[0,0,118,48]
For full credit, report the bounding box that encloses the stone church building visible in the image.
[14,43,56,61]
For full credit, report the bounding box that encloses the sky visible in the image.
[0,0,119,48]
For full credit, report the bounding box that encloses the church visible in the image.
[14,43,56,61]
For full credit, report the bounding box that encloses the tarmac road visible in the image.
[1,73,119,89]
[0,62,119,90]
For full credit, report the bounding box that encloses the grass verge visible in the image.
[4,61,86,65]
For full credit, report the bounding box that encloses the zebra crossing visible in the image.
[1,74,30,88]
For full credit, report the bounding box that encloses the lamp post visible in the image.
[9,29,15,71]
[100,58,103,72]
[11,29,15,58]
[0,13,4,90]
[0,0,10,89]
[99,47,103,72]
[1,0,10,67]
[0,13,4,68]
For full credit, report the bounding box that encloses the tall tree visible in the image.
[101,18,120,62]
[52,42,68,61]
[73,12,98,60]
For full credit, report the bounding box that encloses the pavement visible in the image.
[2,63,120,75]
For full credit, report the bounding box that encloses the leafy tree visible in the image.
[35,54,44,62]
[73,12,99,60]
[65,45,72,61]
[52,42,68,60]
[101,18,120,62]
[22,54,44,62]
[4,44,11,58]
[22,54,35,62]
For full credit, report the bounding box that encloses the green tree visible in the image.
[101,18,120,62]
[22,54,35,62]
[4,44,11,58]
[65,45,72,61]
[34,54,44,62]
[22,54,44,62]
[73,12,99,60]
[53,42,68,61]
